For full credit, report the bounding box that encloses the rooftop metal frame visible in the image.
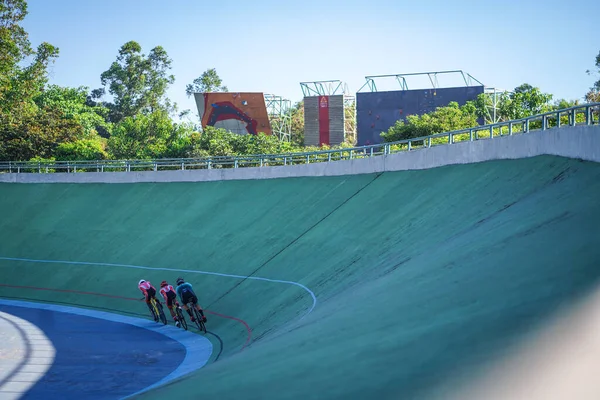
[264,94,292,142]
[300,80,350,97]
[358,70,484,92]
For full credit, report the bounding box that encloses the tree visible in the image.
[0,0,80,161]
[55,137,108,161]
[185,68,228,96]
[34,85,112,137]
[107,110,193,159]
[585,50,600,103]
[474,84,553,123]
[381,101,478,143]
[0,107,83,161]
[99,41,175,123]
[289,101,304,146]
[0,0,59,119]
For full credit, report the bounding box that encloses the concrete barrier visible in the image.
[1,125,598,184]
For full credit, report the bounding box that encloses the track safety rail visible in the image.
[1,103,598,174]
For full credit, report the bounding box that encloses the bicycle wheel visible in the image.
[176,307,188,330]
[188,304,203,331]
[155,300,167,325]
[148,301,158,322]
[194,308,206,334]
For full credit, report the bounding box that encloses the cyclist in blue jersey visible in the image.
[175,277,207,323]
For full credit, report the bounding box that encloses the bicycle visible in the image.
[148,296,167,325]
[173,301,188,330]
[186,302,206,333]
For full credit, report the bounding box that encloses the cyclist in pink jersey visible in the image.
[138,279,159,321]
[159,281,181,327]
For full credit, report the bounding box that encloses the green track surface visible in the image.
[1,155,599,399]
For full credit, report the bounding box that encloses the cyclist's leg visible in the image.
[166,294,177,321]
[145,298,157,320]
[182,294,194,319]
[191,295,206,321]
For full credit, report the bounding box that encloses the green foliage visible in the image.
[186,68,228,96]
[0,107,83,161]
[381,101,478,143]
[289,101,304,146]
[35,85,112,137]
[475,84,553,123]
[585,50,600,102]
[107,110,194,159]
[99,41,175,122]
[55,137,108,161]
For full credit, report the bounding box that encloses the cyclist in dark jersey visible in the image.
[175,277,207,323]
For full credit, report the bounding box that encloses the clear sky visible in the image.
[22,0,600,115]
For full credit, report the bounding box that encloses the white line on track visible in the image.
[0,256,317,317]
[0,310,55,399]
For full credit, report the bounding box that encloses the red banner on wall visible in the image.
[318,96,330,146]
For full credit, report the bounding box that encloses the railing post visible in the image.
[67,163,70,173]
[234,159,238,168]
[448,133,452,143]
[74,165,77,173]
[101,165,104,172]
[350,150,354,159]
[208,159,212,169]
[327,153,331,162]
[306,154,310,163]
[525,119,530,132]
[586,106,592,125]
[428,137,431,147]
[370,147,373,156]
[509,123,513,135]
[408,140,412,150]
[489,125,493,139]
[260,157,264,167]
[469,129,473,141]
[181,162,184,170]
[542,116,547,131]
[9,162,11,173]
[284,156,287,166]
[38,162,41,173]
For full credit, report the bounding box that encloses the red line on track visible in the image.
[206,310,252,351]
[0,283,253,350]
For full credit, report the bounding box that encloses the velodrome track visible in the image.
[1,127,600,398]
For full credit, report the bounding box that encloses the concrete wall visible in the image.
[303,95,345,146]
[1,125,598,184]
[303,96,319,146]
[328,95,345,146]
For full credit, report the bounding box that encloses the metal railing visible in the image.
[1,103,598,174]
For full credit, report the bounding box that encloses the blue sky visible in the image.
[23,0,600,115]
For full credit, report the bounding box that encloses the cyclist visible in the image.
[175,277,207,323]
[138,279,159,321]
[159,280,181,327]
